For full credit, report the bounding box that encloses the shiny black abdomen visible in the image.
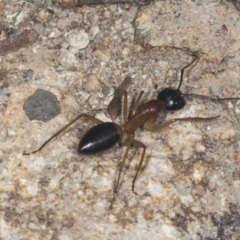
[78,122,120,154]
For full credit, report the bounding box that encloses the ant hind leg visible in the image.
[23,113,103,155]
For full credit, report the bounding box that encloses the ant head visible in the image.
[157,88,186,110]
[157,56,198,111]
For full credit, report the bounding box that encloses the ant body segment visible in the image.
[23,56,240,207]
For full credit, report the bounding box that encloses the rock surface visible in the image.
[0,0,240,239]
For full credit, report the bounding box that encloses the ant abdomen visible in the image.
[157,88,186,110]
[78,122,121,154]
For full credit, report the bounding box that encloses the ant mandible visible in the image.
[23,56,240,207]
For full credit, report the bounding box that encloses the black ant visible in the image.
[23,56,240,208]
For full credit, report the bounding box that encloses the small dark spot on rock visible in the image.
[47,8,54,14]
[222,24,228,34]
[211,206,240,239]
[172,213,188,232]
[23,89,61,122]
[101,85,110,97]
[22,69,34,81]
[70,21,79,28]
[78,50,87,60]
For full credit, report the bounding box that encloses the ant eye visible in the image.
[158,88,186,110]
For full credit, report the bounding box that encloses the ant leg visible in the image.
[110,134,133,208]
[185,93,240,102]
[23,113,103,155]
[130,139,146,194]
[130,91,144,118]
[145,115,220,132]
[123,91,144,123]
[177,56,198,90]
[110,136,146,208]
[123,91,128,123]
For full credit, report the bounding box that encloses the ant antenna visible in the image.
[185,93,240,102]
[177,56,198,90]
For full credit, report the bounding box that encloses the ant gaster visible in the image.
[23,56,240,208]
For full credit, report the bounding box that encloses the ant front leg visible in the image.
[123,90,144,122]
[129,91,144,118]
[23,113,103,155]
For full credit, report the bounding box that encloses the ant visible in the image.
[23,56,240,208]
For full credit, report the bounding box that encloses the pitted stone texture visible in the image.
[135,1,240,63]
